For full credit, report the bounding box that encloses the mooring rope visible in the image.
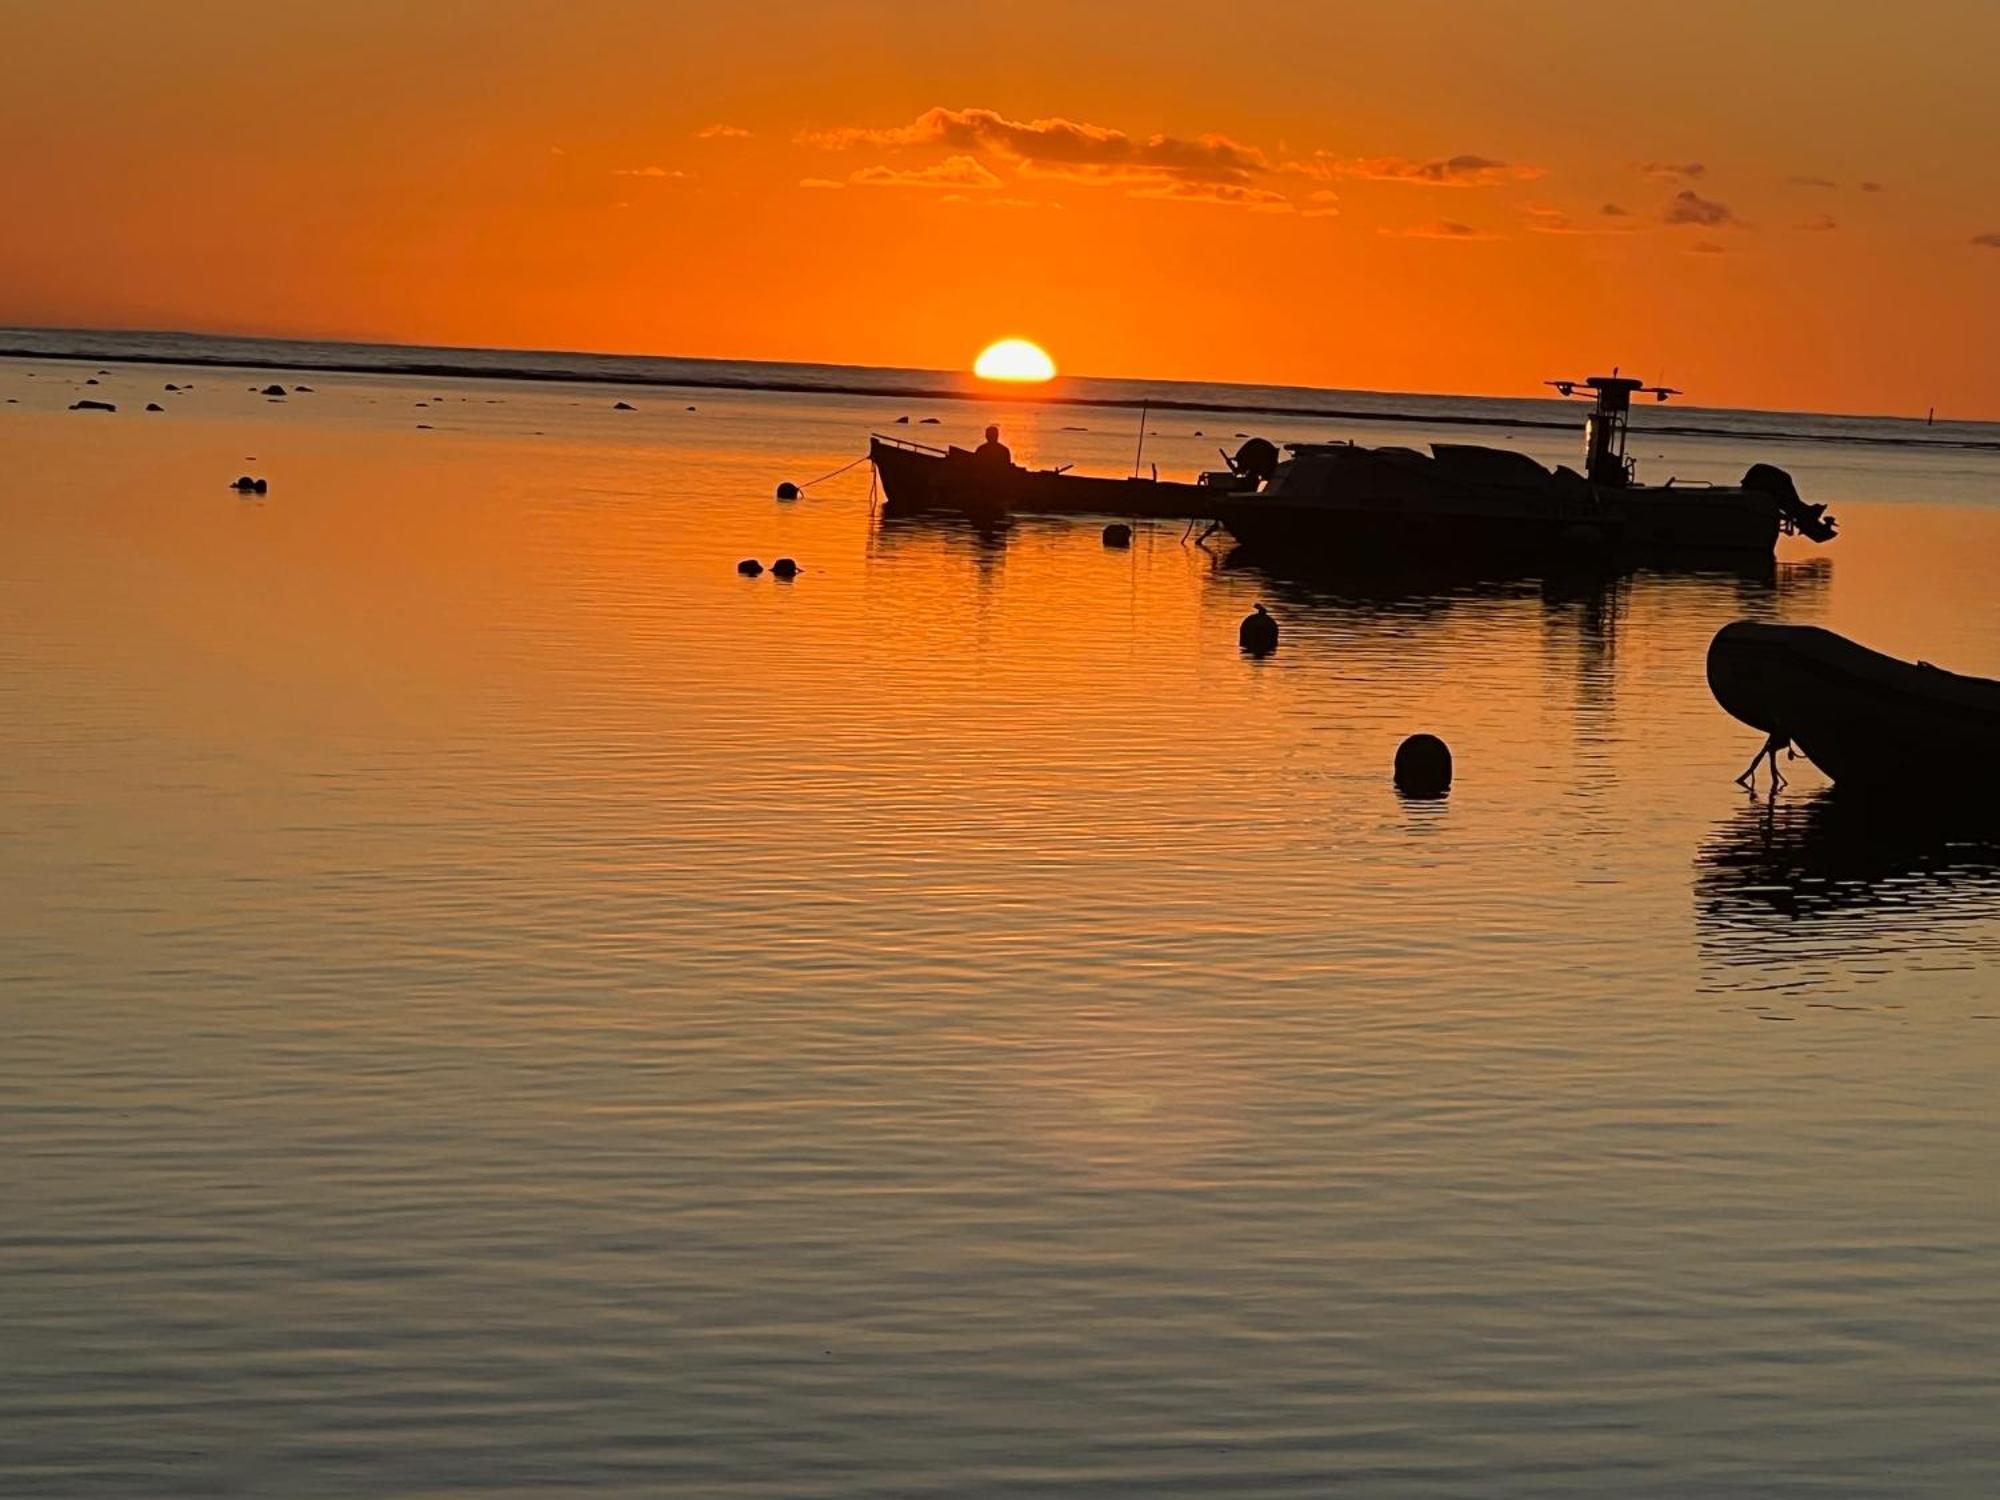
[796,451,871,493]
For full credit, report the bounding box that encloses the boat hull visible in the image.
[1707,621,2000,789]
[870,437,1228,521]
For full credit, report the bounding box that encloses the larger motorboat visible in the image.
[1217,375,1838,564]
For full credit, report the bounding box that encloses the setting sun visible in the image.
[974,338,1057,383]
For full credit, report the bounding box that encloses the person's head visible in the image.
[985,425,1000,442]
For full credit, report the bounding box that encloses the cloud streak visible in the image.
[1974,233,2000,250]
[695,124,751,140]
[850,155,1002,190]
[803,106,1268,186]
[1312,153,1542,187]
[1380,219,1498,240]
[1636,161,1705,180]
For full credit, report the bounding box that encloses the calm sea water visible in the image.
[5,351,2000,1496]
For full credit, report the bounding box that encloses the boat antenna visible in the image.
[1132,400,1149,478]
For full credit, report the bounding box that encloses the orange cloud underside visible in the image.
[0,2,1995,416]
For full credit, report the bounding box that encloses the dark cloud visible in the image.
[1860,181,1886,192]
[1664,189,1740,227]
[1797,214,1838,232]
[1688,240,1729,255]
[1601,203,1629,216]
[1789,175,1838,189]
[1973,233,2000,249]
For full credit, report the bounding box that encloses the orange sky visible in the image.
[3,0,1997,416]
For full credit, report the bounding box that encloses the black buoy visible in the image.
[1102,523,1132,548]
[775,481,801,501]
[1239,603,1279,657]
[1394,734,1453,798]
[737,559,763,576]
[771,557,800,579]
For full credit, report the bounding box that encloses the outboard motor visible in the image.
[1742,463,1837,543]
[1230,437,1280,486]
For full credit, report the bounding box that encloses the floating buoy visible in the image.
[775,481,801,501]
[771,557,800,579]
[737,559,764,576]
[1239,603,1278,656]
[1394,734,1453,798]
[1102,523,1132,548]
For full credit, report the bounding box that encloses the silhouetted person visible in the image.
[975,425,1012,465]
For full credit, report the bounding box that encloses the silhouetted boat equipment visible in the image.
[1708,621,2000,791]
[869,433,1271,522]
[1219,376,1837,564]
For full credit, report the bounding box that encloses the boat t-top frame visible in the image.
[1546,371,1680,488]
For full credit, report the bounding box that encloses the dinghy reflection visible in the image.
[1696,789,2000,992]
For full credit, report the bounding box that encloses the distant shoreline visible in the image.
[4,341,1994,453]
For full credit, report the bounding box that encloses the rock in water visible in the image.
[613,400,635,411]
[1239,603,1278,656]
[737,559,764,577]
[1102,523,1132,548]
[145,402,164,412]
[70,399,116,412]
[294,384,314,393]
[771,558,800,579]
[1394,734,1453,797]
[262,384,286,396]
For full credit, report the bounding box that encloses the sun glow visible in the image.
[974,338,1057,383]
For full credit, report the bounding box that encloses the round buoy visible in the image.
[771,558,800,580]
[1102,523,1132,548]
[737,559,763,577]
[1238,603,1279,657]
[1394,734,1453,798]
[775,481,801,501]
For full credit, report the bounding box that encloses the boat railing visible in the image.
[870,432,950,457]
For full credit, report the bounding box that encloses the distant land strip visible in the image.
[5,345,1994,452]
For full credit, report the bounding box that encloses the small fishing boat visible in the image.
[1707,620,2000,791]
[869,433,1270,522]
[1218,375,1838,564]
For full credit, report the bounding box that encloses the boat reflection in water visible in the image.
[1695,789,2000,996]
